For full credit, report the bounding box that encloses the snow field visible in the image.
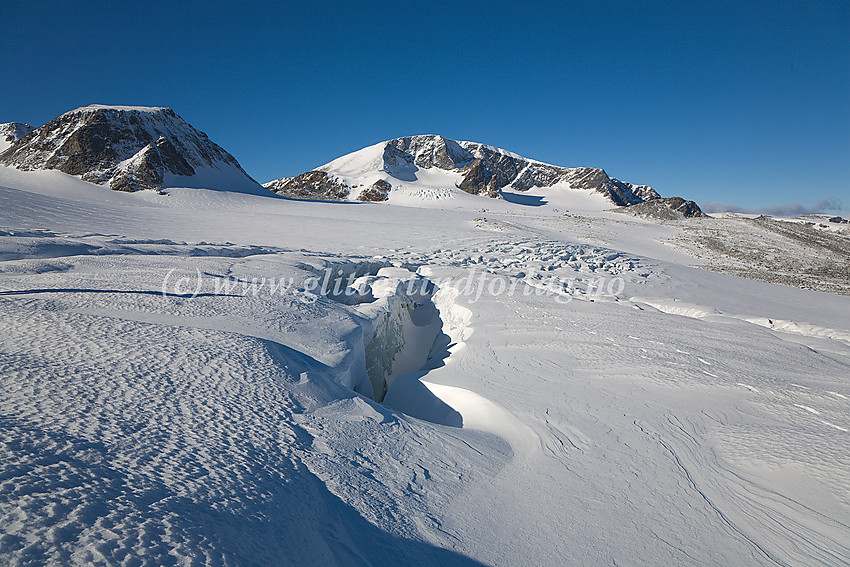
[0,165,848,566]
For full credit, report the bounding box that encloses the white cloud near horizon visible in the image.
[702,196,846,216]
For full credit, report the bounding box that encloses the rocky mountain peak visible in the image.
[0,122,34,142]
[264,133,702,215]
[0,105,261,194]
[386,135,475,171]
[0,122,35,153]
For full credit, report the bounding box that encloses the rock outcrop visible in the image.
[262,134,693,209]
[0,122,35,153]
[0,122,34,143]
[265,170,350,200]
[0,105,262,194]
[620,196,705,219]
[357,179,391,202]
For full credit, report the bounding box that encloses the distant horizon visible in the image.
[2,1,847,212]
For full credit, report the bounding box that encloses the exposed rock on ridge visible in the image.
[264,134,701,215]
[0,122,34,144]
[0,122,35,153]
[265,170,350,201]
[620,196,705,220]
[358,179,391,202]
[0,105,261,193]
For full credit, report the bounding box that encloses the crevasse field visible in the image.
[1,166,848,566]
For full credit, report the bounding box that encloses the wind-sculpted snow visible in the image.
[0,230,289,262]
[0,294,489,566]
[353,269,443,402]
[632,297,850,345]
[292,259,498,420]
[0,239,498,565]
[292,259,446,401]
[0,171,848,566]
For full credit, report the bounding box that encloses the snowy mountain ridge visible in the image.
[264,134,700,215]
[0,122,34,153]
[0,105,264,194]
[2,107,702,216]
[0,109,848,566]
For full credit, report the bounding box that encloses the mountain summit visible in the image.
[264,134,702,216]
[0,105,264,194]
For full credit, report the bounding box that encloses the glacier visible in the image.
[0,142,848,566]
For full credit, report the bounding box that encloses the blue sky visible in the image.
[1,0,847,211]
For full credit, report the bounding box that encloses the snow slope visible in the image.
[263,135,699,213]
[0,164,848,566]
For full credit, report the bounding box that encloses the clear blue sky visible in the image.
[1,0,848,211]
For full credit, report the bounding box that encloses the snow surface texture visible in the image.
[0,163,848,566]
[263,134,700,213]
[0,107,264,195]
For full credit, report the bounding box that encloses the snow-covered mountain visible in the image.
[265,134,703,216]
[0,122,34,153]
[0,105,265,194]
[1,162,848,565]
[1,118,849,565]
